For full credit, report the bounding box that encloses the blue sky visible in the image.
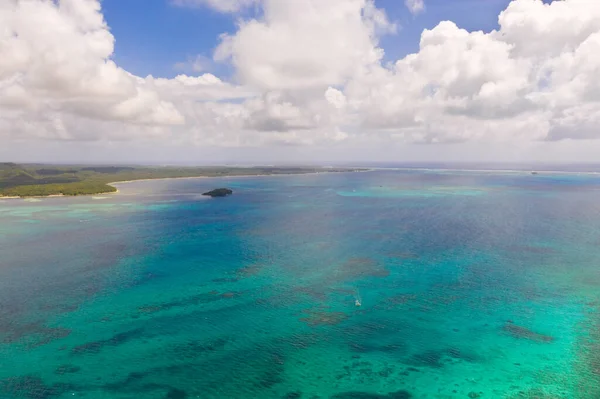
[102,0,237,78]
[102,0,514,79]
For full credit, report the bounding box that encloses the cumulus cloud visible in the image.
[338,0,600,143]
[405,0,425,15]
[0,0,256,144]
[0,0,186,138]
[214,0,395,90]
[2,0,600,154]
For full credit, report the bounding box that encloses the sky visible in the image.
[1,0,600,165]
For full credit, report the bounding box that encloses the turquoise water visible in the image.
[2,170,600,398]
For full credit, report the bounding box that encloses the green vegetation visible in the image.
[0,163,360,198]
[202,188,233,197]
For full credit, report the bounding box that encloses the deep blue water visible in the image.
[2,170,600,398]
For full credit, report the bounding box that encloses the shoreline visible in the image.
[0,170,365,200]
[0,189,121,201]
[107,170,365,186]
[0,193,67,200]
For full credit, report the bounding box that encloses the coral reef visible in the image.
[299,308,349,326]
[503,322,554,343]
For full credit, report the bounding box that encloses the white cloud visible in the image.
[214,0,395,91]
[0,0,185,136]
[405,0,425,15]
[173,55,212,73]
[170,0,258,13]
[151,74,256,102]
[337,0,600,144]
[497,0,600,58]
[325,87,347,110]
[3,0,600,159]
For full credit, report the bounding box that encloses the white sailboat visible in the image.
[354,288,362,307]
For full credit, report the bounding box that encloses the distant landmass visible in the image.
[339,162,600,173]
[0,163,362,198]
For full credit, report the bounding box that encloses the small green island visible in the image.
[202,188,233,197]
[0,163,363,198]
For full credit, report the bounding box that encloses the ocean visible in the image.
[1,169,600,398]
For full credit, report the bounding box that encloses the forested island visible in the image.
[0,163,362,198]
[202,188,233,197]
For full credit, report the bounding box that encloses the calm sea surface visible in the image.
[2,170,600,398]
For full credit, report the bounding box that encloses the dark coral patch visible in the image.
[0,375,76,399]
[138,305,165,314]
[299,308,349,326]
[0,320,71,348]
[293,286,328,301]
[330,390,412,399]
[236,264,264,278]
[406,348,480,369]
[136,291,227,315]
[446,347,480,363]
[54,364,81,375]
[503,322,554,343]
[278,332,321,350]
[379,294,417,310]
[0,321,41,344]
[254,367,284,389]
[168,337,229,359]
[504,387,565,398]
[71,328,144,355]
[406,347,480,369]
[166,388,188,398]
[408,350,444,368]
[348,341,406,355]
[102,371,151,393]
[340,258,390,280]
[29,327,72,348]
[102,370,192,399]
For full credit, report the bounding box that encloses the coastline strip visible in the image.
[0,170,366,200]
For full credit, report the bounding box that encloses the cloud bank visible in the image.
[2,0,600,158]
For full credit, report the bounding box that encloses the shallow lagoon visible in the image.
[2,170,600,398]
